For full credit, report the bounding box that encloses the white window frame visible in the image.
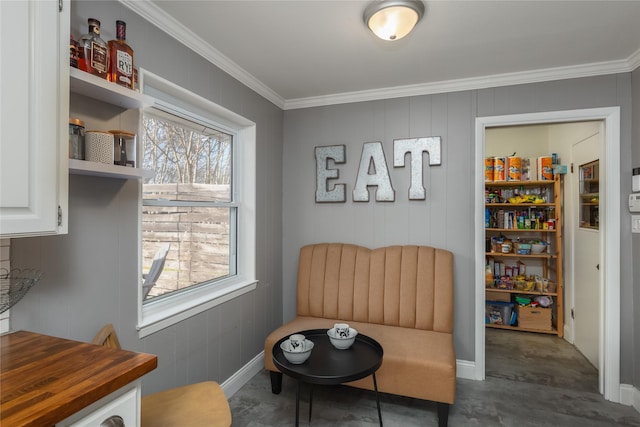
[137,69,256,338]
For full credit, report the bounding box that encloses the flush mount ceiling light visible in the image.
[363,0,425,41]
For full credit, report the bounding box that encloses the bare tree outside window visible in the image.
[141,112,234,301]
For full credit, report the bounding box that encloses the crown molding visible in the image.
[627,47,640,72]
[119,0,640,112]
[119,0,285,109]
[284,54,639,110]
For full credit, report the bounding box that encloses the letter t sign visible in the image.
[394,137,442,200]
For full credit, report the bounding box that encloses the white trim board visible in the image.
[221,351,265,398]
[474,108,621,402]
[620,384,640,414]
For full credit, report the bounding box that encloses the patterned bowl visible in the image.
[280,339,314,364]
[327,327,358,350]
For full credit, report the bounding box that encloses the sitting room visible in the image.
[2,1,640,426]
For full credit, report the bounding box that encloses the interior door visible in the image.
[571,131,601,370]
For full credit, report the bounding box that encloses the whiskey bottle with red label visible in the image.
[79,18,109,79]
[108,21,134,90]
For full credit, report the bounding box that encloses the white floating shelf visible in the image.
[69,159,154,180]
[69,67,154,109]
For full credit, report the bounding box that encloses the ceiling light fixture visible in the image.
[363,0,425,41]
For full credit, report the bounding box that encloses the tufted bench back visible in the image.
[296,243,454,333]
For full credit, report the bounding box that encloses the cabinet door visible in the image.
[0,0,69,237]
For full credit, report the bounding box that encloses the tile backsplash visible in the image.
[1,238,10,333]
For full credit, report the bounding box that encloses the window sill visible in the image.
[137,277,257,338]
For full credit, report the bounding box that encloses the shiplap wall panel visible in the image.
[282,91,477,344]
[283,74,634,369]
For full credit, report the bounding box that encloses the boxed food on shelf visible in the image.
[517,305,552,330]
[514,242,531,254]
[485,301,515,326]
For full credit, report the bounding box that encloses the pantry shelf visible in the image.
[485,324,558,334]
[485,203,555,207]
[485,180,555,188]
[485,288,558,297]
[485,175,564,337]
[485,228,556,233]
[485,252,555,259]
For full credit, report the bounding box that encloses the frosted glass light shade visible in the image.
[364,0,425,41]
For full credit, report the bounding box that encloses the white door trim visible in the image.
[474,107,621,403]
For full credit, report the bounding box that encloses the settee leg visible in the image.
[270,371,283,394]
[436,402,449,427]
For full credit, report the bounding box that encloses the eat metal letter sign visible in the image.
[315,137,442,203]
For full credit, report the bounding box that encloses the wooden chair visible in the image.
[92,324,232,427]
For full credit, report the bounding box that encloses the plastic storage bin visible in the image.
[485,301,515,326]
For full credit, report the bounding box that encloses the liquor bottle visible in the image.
[79,18,109,79]
[69,35,80,69]
[108,21,134,89]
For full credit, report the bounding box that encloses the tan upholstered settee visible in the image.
[264,243,456,427]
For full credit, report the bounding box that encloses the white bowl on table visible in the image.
[280,339,314,364]
[327,327,358,349]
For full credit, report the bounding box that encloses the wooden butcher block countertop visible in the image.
[0,330,157,426]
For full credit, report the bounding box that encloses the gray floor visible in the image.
[229,329,640,426]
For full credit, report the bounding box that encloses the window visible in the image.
[142,110,235,301]
[138,70,256,337]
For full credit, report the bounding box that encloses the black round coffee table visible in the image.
[272,328,384,426]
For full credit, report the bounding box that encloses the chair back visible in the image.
[142,243,170,299]
[92,323,122,349]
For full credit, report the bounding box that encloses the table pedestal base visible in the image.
[294,373,382,427]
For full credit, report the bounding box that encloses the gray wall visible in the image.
[283,73,637,385]
[11,0,283,395]
[633,68,640,389]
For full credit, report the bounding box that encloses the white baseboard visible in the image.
[456,359,477,380]
[620,384,640,413]
[221,351,265,398]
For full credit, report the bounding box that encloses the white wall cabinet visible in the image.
[0,0,69,237]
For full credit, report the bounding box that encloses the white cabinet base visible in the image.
[57,383,140,427]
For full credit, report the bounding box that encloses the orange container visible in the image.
[507,156,522,181]
[493,157,506,181]
[484,157,494,182]
[537,156,553,180]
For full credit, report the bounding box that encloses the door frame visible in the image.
[474,107,621,402]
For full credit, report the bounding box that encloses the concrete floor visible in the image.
[228,329,640,426]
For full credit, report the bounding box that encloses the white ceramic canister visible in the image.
[85,131,114,164]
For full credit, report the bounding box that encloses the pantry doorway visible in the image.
[474,107,621,402]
